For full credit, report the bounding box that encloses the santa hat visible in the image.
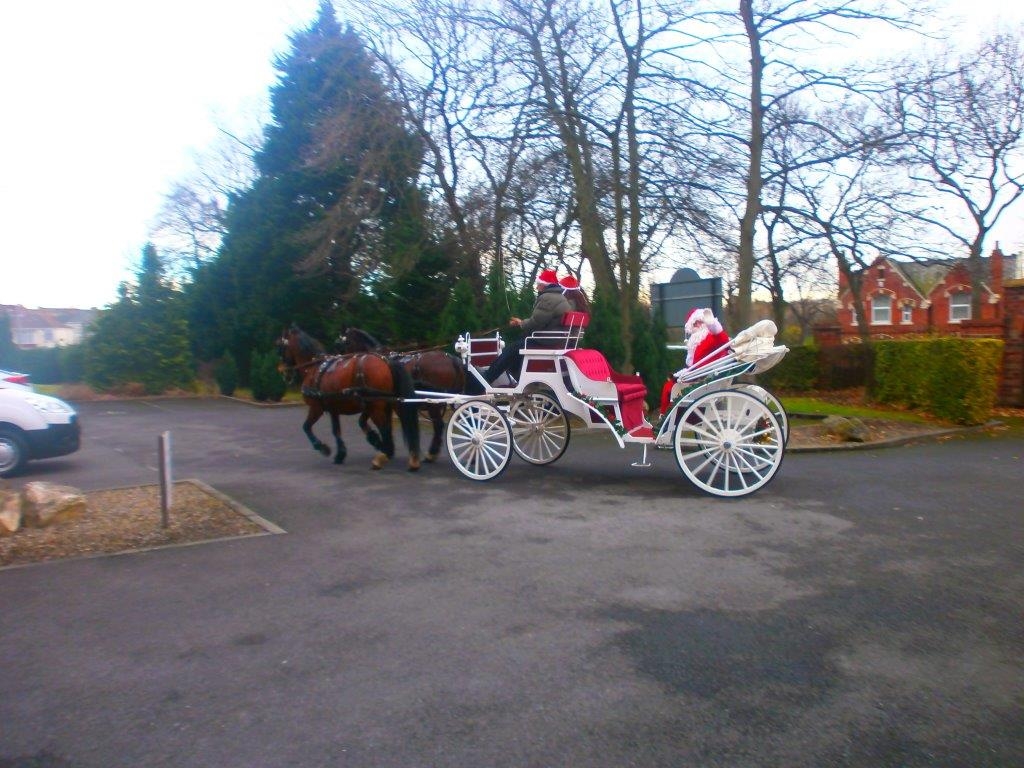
[685,307,709,334]
[559,275,580,290]
[536,268,559,286]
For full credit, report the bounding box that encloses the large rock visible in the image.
[822,415,870,443]
[0,489,21,535]
[21,482,87,528]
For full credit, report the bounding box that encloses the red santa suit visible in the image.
[659,308,730,414]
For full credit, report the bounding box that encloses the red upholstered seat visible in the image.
[565,349,648,432]
[564,349,610,380]
[562,311,590,328]
[609,372,647,401]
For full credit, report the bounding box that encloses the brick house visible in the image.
[836,247,1020,339]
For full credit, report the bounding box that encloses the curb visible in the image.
[0,479,285,572]
[218,395,303,408]
[787,421,998,453]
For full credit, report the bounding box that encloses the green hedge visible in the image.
[872,338,1002,425]
[0,345,86,384]
[756,345,819,391]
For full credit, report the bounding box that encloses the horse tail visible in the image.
[390,359,421,455]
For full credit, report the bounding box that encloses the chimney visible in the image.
[991,243,1004,288]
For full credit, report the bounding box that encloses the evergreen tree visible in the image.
[585,284,626,370]
[369,246,455,345]
[86,244,195,394]
[481,259,513,330]
[249,348,286,402]
[630,305,672,408]
[437,279,482,344]
[186,3,430,373]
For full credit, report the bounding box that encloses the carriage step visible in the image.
[627,424,655,439]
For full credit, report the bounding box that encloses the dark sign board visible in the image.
[650,269,723,330]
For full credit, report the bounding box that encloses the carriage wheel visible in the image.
[673,390,784,497]
[736,383,789,445]
[446,400,513,481]
[509,392,570,465]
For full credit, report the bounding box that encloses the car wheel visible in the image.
[0,428,28,478]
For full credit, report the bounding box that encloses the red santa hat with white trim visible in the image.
[559,274,580,290]
[536,268,559,286]
[685,307,706,334]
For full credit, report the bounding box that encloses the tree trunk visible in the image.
[738,0,764,330]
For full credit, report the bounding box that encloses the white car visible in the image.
[0,369,33,391]
[0,388,81,477]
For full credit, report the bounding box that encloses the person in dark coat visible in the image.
[484,268,571,386]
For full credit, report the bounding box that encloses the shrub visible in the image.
[249,349,286,402]
[757,344,819,391]
[873,338,1002,424]
[214,352,238,396]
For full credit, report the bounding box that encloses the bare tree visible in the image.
[150,127,259,280]
[890,28,1024,316]
[682,0,919,328]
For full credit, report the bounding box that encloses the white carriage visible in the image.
[418,312,790,497]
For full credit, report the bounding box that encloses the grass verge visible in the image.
[779,393,940,424]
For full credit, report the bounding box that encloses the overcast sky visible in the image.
[1,0,1021,309]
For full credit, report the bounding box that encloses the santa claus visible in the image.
[659,308,730,414]
[684,307,730,368]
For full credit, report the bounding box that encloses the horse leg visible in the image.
[303,405,331,457]
[425,404,444,462]
[329,411,346,465]
[379,404,396,459]
[395,402,421,472]
[359,411,389,470]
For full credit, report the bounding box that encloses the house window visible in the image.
[871,295,891,325]
[949,292,971,322]
[900,304,913,324]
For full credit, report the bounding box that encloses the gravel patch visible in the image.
[1,480,280,569]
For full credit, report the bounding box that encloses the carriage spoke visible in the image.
[446,401,513,481]
[510,392,570,466]
[675,390,784,497]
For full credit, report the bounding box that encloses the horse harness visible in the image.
[301,352,401,403]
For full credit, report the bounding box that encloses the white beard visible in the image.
[686,326,709,367]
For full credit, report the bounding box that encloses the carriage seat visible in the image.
[461,334,503,367]
[562,311,590,331]
[564,349,648,433]
[523,312,591,352]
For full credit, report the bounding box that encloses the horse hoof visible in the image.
[408,461,421,472]
[317,445,330,456]
[424,453,438,463]
[371,453,388,470]
[333,456,345,465]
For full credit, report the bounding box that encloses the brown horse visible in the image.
[337,327,467,462]
[277,325,421,471]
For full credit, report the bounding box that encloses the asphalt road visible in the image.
[1,398,1022,767]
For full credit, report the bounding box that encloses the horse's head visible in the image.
[336,327,382,354]
[277,325,324,383]
[276,328,298,383]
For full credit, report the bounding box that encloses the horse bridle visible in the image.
[277,335,323,385]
